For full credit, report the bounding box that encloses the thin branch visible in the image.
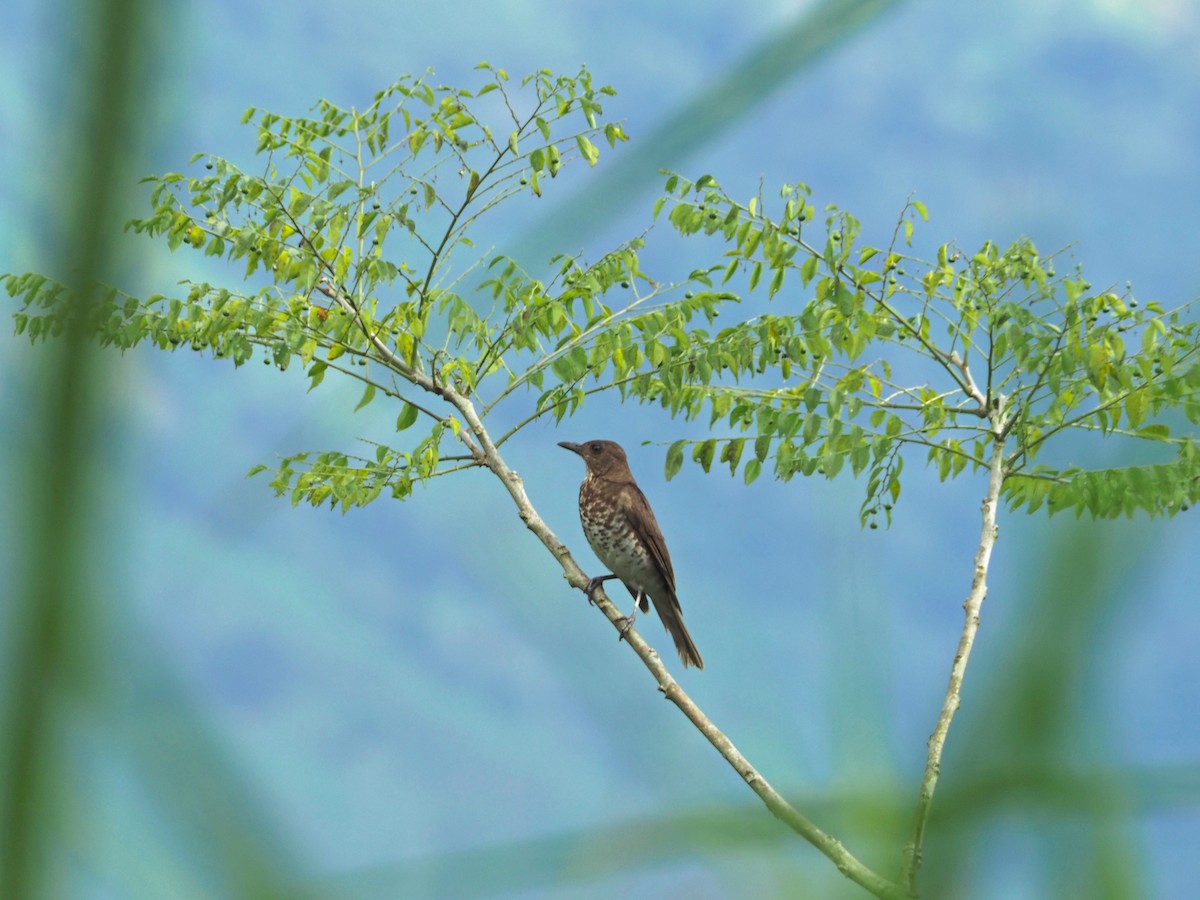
[317,281,416,377]
[438,383,905,900]
[755,211,988,414]
[990,312,1071,433]
[902,394,1008,896]
[425,459,487,479]
[413,99,557,315]
[316,280,482,463]
[481,285,683,414]
[947,350,987,410]
[492,376,647,447]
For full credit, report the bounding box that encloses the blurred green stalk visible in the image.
[1,0,148,895]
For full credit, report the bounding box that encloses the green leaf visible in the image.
[721,438,744,474]
[396,402,420,431]
[306,361,328,391]
[602,122,627,147]
[665,440,686,480]
[576,135,600,166]
[799,255,819,286]
[1136,424,1171,441]
[768,268,785,299]
[1125,389,1146,427]
[550,353,575,382]
[743,457,762,485]
[354,383,377,412]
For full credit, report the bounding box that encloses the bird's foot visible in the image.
[584,574,616,605]
[616,604,639,642]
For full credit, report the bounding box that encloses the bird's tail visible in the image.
[652,591,704,670]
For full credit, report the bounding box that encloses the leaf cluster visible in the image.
[4,65,648,510]
[620,174,1200,523]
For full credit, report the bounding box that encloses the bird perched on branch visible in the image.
[558,439,704,669]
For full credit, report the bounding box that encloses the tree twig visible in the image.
[947,350,988,411]
[902,394,1008,895]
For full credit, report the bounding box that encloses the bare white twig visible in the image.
[438,382,905,900]
[903,394,1008,895]
[948,350,988,412]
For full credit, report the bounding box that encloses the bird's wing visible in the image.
[621,483,676,592]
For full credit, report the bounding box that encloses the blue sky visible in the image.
[3,1,1199,897]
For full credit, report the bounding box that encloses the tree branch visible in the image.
[318,280,425,380]
[437,383,905,900]
[902,394,1008,895]
[947,350,987,411]
[804,245,987,416]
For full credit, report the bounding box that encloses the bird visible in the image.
[558,439,704,669]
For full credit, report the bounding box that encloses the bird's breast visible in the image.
[578,478,658,592]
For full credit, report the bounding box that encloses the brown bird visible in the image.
[558,439,704,669]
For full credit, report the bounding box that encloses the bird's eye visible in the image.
[590,443,603,453]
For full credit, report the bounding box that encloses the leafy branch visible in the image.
[608,172,1199,892]
[619,174,1199,525]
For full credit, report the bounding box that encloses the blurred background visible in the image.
[2,0,1198,897]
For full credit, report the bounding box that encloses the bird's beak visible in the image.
[557,441,583,455]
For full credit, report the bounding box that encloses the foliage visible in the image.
[5,65,719,509]
[6,68,1198,528]
[633,175,1200,525]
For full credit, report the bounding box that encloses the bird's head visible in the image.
[558,439,634,481]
